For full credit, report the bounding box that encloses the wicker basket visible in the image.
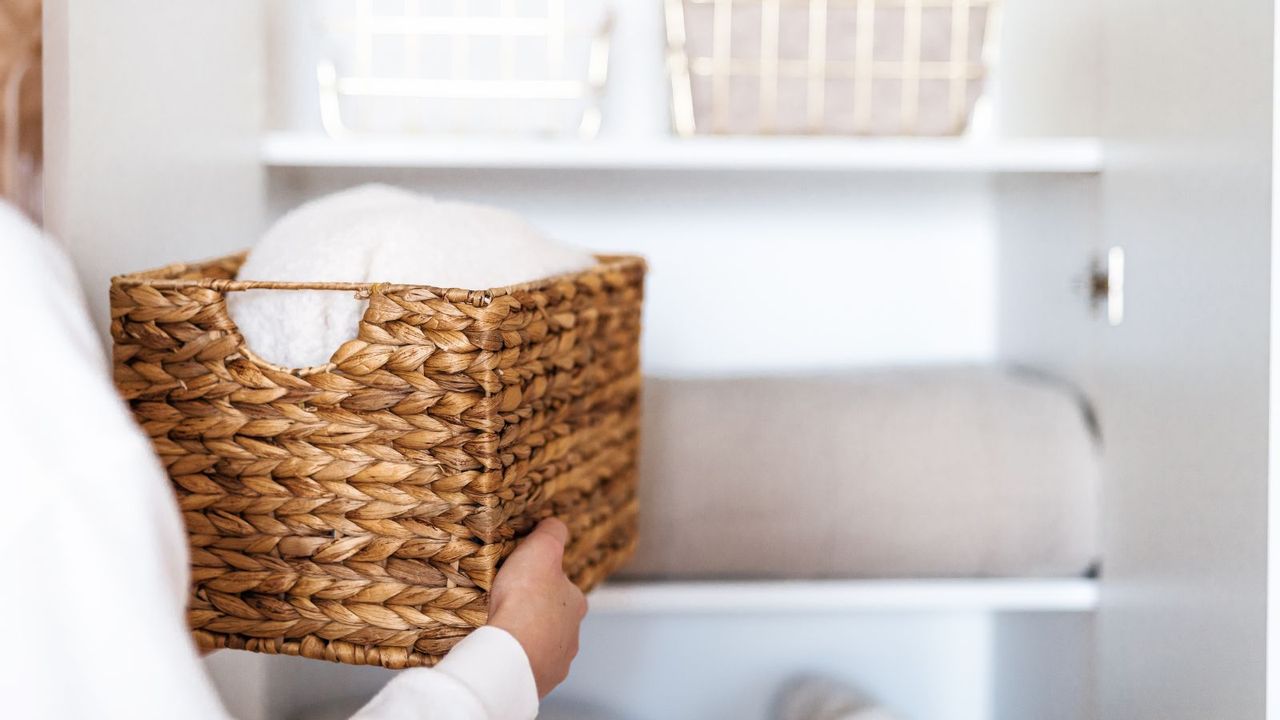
[666,0,998,136]
[109,252,645,669]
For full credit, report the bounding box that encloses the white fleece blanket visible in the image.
[228,185,595,369]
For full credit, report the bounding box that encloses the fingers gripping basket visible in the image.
[109,253,644,669]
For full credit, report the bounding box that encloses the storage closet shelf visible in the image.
[587,579,1099,614]
[261,133,1104,173]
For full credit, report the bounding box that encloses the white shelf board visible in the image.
[585,578,1099,614]
[261,133,1104,173]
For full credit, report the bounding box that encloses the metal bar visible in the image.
[759,0,781,132]
[901,0,922,132]
[712,0,733,132]
[317,61,346,137]
[853,0,875,132]
[580,11,614,138]
[807,0,828,132]
[949,0,970,131]
[666,0,698,135]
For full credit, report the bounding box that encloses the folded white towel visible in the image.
[227,185,596,369]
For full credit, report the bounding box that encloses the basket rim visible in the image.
[111,250,646,378]
[110,251,647,306]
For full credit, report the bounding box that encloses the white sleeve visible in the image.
[0,204,231,719]
[351,627,539,720]
[0,203,540,720]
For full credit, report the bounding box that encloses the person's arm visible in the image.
[0,204,588,720]
[1,205,231,720]
[352,518,587,720]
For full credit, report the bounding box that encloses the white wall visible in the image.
[993,0,1101,138]
[43,0,267,336]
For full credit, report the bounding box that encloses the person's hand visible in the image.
[488,517,588,698]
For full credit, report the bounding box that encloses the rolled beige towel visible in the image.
[621,367,1100,580]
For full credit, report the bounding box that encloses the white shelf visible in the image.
[586,578,1099,614]
[261,133,1104,173]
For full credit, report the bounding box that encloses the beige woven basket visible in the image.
[666,0,998,136]
[110,252,645,669]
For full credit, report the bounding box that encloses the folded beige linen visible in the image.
[620,367,1100,580]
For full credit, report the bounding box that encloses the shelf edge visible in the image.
[260,133,1105,173]
[584,579,1100,614]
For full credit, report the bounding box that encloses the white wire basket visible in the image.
[317,0,613,139]
[665,0,999,137]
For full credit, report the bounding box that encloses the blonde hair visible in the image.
[0,0,41,220]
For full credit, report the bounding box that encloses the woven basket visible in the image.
[109,252,645,669]
[666,0,997,136]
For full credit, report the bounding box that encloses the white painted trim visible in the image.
[586,578,1100,614]
[1268,3,1280,715]
[260,132,1105,173]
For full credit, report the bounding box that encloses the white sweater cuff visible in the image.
[434,626,540,720]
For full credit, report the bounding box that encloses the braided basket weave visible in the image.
[109,252,644,669]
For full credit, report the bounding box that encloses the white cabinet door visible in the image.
[1097,2,1275,718]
